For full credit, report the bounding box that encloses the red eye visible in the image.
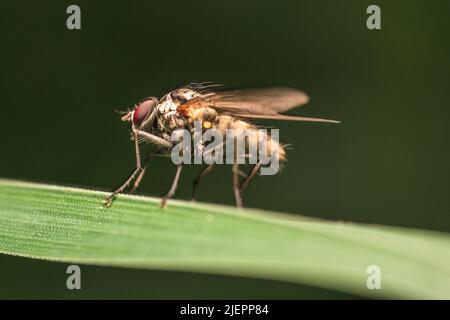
[133,99,155,126]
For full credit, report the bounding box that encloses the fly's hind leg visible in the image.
[239,161,263,195]
[191,164,215,201]
[232,163,243,208]
[160,165,183,208]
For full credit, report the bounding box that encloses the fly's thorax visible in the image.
[170,88,202,102]
[153,88,216,133]
[153,94,187,131]
[156,93,179,114]
[187,107,219,129]
[155,112,186,133]
[158,87,203,116]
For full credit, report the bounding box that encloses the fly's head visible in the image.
[121,97,158,130]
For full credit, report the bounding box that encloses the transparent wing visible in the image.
[210,87,309,114]
[203,87,339,123]
[230,113,340,123]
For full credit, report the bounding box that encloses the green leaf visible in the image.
[0,179,449,299]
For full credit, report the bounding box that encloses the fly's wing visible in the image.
[211,87,309,113]
[234,113,340,123]
[203,87,340,123]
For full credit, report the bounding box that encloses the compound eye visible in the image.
[133,99,155,126]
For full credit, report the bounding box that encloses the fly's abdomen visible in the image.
[216,116,286,163]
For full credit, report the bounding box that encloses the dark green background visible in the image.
[0,0,449,299]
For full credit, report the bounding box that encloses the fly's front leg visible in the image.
[104,130,172,206]
[161,165,183,208]
[103,130,143,207]
[129,155,152,194]
[135,130,173,149]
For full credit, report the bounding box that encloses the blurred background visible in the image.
[0,0,449,299]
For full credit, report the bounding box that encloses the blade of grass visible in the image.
[0,179,449,299]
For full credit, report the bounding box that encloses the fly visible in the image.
[104,82,339,208]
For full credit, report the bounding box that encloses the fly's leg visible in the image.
[191,164,215,201]
[135,130,173,148]
[239,161,263,199]
[132,131,173,194]
[232,162,243,208]
[160,165,183,208]
[104,130,172,207]
[103,167,142,207]
[130,130,172,194]
[128,166,146,194]
[104,131,142,207]
[129,155,152,194]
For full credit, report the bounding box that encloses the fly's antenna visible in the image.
[114,109,133,122]
[114,109,130,115]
